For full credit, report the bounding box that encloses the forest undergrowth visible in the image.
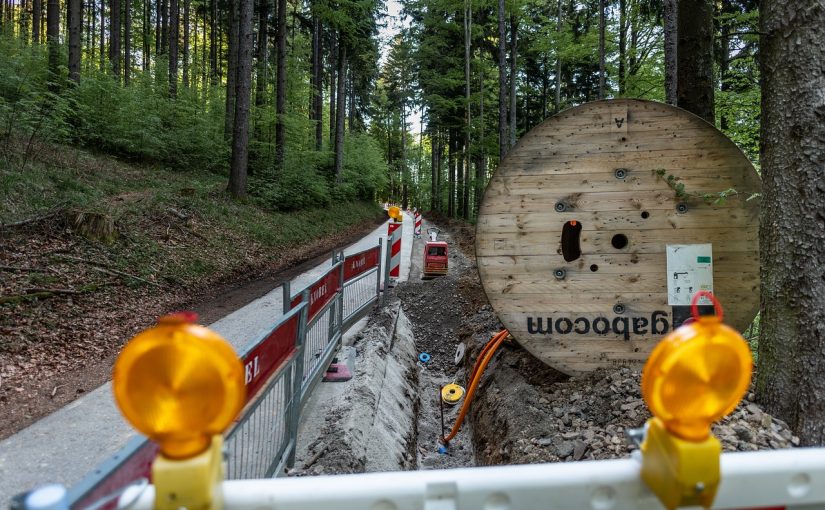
[0,139,384,438]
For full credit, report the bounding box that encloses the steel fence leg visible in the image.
[382,235,392,307]
[286,290,309,470]
[376,238,383,308]
[282,281,291,315]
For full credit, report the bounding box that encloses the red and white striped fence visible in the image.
[414,211,422,238]
[387,220,402,280]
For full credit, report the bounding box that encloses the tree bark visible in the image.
[68,0,81,82]
[508,12,517,148]
[274,0,286,169]
[46,0,59,84]
[430,128,438,211]
[209,0,217,84]
[329,34,337,146]
[169,0,178,96]
[618,0,626,95]
[160,0,168,54]
[32,0,40,43]
[124,0,130,84]
[463,0,471,219]
[554,0,561,112]
[224,0,239,139]
[475,66,485,217]
[155,0,160,55]
[229,0,254,198]
[598,0,605,99]
[497,0,507,160]
[663,0,677,105]
[110,0,121,78]
[676,0,715,124]
[255,0,268,107]
[448,128,455,217]
[182,0,189,87]
[311,14,322,150]
[333,40,346,181]
[142,0,150,71]
[756,0,825,446]
[100,0,106,70]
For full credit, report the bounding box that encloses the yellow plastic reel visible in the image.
[441,383,465,405]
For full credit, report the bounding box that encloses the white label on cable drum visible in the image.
[666,244,714,306]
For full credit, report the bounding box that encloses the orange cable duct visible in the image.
[441,329,509,443]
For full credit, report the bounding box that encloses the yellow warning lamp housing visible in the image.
[640,292,752,509]
[113,312,246,460]
[388,205,402,221]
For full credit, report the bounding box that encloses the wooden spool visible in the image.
[476,99,761,375]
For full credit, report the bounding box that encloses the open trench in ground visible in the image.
[290,217,799,476]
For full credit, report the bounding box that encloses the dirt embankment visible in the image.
[0,212,385,440]
[420,214,799,466]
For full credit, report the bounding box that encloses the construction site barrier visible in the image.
[66,241,386,510]
[122,448,825,510]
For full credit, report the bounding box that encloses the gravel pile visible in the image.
[473,360,799,466]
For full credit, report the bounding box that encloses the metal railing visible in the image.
[66,241,386,509]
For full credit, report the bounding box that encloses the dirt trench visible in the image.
[291,214,799,477]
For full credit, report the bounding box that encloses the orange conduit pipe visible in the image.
[441,329,509,443]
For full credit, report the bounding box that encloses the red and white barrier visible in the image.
[387,220,402,279]
[414,212,422,238]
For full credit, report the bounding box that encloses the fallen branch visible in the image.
[1,203,67,230]
[0,265,50,273]
[22,287,81,295]
[52,254,163,288]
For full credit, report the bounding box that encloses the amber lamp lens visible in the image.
[388,206,401,220]
[113,319,245,459]
[642,316,752,441]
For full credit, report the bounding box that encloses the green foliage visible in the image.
[337,133,388,201]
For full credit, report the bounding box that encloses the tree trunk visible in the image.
[311,14,322,150]
[448,129,455,217]
[46,0,59,84]
[124,0,130,84]
[332,40,346,181]
[68,0,81,82]
[717,0,733,131]
[182,0,189,87]
[598,0,605,99]
[223,0,238,139]
[401,105,407,209]
[91,0,96,65]
[100,0,105,70]
[618,0,626,95]
[142,0,150,71]
[676,0,714,124]
[508,13,517,148]
[255,0,268,107]
[497,0,507,160]
[475,67,485,217]
[110,0,121,78]
[756,0,825,446]
[201,9,207,87]
[663,0,677,104]
[463,0,471,219]
[32,0,40,43]
[169,0,178,96]
[329,35,337,147]
[554,0,561,112]
[431,128,438,211]
[209,0,217,84]
[155,0,160,55]
[160,0,167,54]
[229,0,254,198]
[274,0,286,169]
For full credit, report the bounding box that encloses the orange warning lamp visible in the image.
[388,206,402,221]
[640,291,752,509]
[642,291,752,440]
[113,312,245,460]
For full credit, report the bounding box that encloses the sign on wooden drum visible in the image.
[476,99,761,375]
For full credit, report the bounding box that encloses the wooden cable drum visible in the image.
[476,99,761,375]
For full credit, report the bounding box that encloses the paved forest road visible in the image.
[0,213,414,506]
